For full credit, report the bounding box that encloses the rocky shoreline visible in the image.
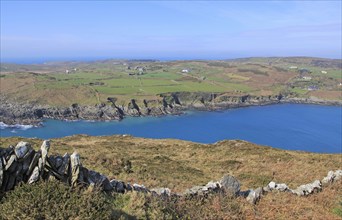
[1,92,341,126]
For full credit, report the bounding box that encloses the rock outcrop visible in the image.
[1,92,341,126]
[0,141,341,205]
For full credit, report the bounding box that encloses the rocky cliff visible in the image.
[1,92,341,126]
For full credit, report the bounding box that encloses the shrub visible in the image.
[0,181,113,219]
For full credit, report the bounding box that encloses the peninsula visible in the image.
[1,57,341,126]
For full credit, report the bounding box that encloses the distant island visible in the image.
[1,57,341,126]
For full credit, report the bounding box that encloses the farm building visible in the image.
[302,76,312,80]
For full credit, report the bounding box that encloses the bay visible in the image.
[1,104,341,153]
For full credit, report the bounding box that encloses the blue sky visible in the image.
[1,1,341,61]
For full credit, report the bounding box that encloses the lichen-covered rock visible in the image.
[322,170,342,184]
[70,152,81,187]
[267,182,289,192]
[184,185,203,196]
[205,181,221,191]
[5,154,17,173]
[54,156,63,169]
[219,175,241,195]
[14,142,32,160]
[322,171,335,184]
[246,187,264,204]
[58,153,70,176]
[133,183,149,193]
[335,170,342,181]
[151,188,171,197]
[87,170,112,191]
[0,157,3,188]
[28,166,40,184]
[22,151,34,175]
[26,152,40,176]
[40,140,50,167]
[292,180,322,196]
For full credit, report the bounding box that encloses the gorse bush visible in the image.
[0,181,244,220]
[0,181,113,220]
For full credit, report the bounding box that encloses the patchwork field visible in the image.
[1,57,341,106]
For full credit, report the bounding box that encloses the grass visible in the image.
[0,135,341,219]
[1,58,341,106]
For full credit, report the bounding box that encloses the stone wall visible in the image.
[0,141,341,205]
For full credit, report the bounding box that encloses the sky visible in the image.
[1,1,341,62]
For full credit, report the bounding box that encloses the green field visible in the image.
[1,57,341,106]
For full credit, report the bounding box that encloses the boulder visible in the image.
[87,170,112,191]
[275,183,289,192]
[26,152,40,176]
[5,154,17,173]
[28,166,40,184]
[6,174,16,191]
[184,185,204,196]
[110,179,125,193]
[292,180,322,196]
[40,140,50,167]
[70,152,81,187]
[246,187,264,204]
[58,153,70,176]
[21,150,34,175]
[0,157,3,188]
[335,170,342,181]
[322,170,342,184]
[205,181,221,191]
[133,183,149,193]
[322,171,335,184]
[14,142,32,160]
[54,156,63,169]
[151,188,171,197]
[126,183,133,191]
[267,182,289,192]
[219,175,241,195]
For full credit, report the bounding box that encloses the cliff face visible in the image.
[0,92,341,126]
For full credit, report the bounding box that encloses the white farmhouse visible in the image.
[302,76,312,80]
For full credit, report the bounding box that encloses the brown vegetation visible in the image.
[0,135,341,219]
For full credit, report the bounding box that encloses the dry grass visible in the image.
[1,135,341,219]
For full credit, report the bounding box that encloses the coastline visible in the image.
[1,93,341,127]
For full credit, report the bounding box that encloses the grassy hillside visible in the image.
[1,57,341,106]
[1,135,341,219]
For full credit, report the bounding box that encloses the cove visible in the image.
[1,104,341,153]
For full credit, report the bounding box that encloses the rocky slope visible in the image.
[1,92,341,126]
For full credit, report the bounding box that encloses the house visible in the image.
[302,76,312,80]
[321,71,327,74]
[289,66,298,69]
[181,69,189,73]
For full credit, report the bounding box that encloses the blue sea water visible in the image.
[1,104,341,153]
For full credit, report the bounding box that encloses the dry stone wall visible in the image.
[0,141,341,205]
